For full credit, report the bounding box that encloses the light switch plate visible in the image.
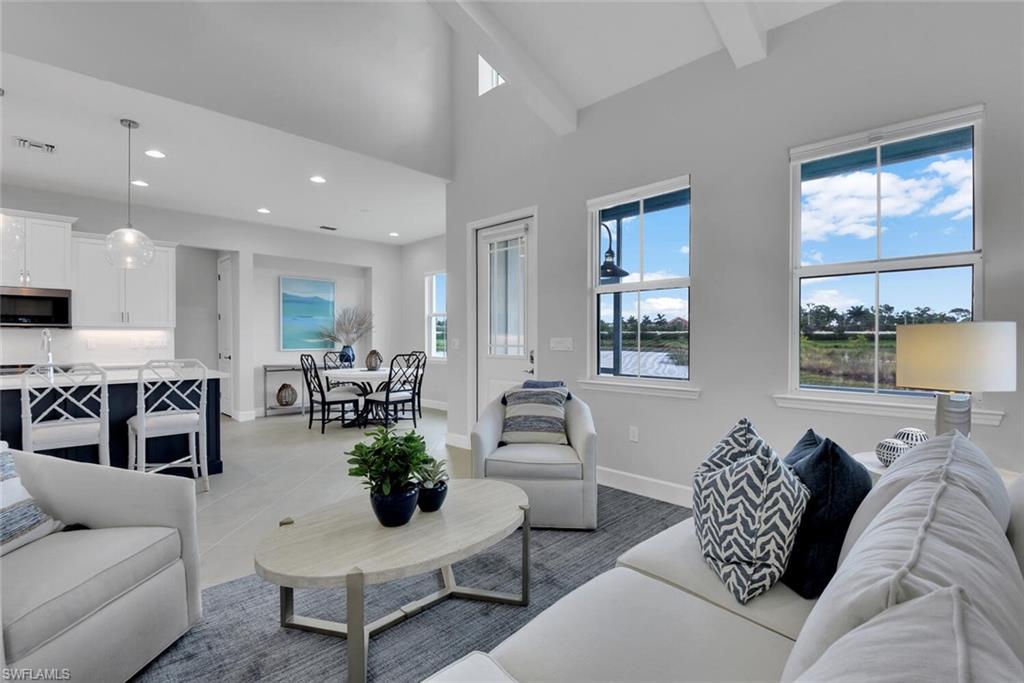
[549,337,574,351]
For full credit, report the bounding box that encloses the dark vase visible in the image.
[417,481,448,512]
[366,349,384,371]
[276,383,297,407]
[370,486,419,527]
[340,345,356,366]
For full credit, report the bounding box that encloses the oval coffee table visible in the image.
[255,479,530,683]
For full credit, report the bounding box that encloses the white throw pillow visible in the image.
[839,431,1010,566]
[692,418,809,604]
[1,451,64,556]
[795,587,1024,683]
[782,474,1024,680]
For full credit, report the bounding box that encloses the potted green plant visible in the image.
[416,457,449,512]
[346,426,430,527]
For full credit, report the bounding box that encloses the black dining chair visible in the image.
[410,350,427,418]
[323,350,352,390]
[363,353,422,428]
[300,354,360,433]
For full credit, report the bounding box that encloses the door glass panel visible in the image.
[489,236,526,356]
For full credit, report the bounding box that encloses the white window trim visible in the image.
[425,270,447,362]
[586,174,698,394]
[786,105,986,408]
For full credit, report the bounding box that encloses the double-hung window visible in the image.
[426,272,447,359]
[790,107,982,395]
[588,176,691,382]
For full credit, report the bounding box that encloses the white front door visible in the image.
[217,256,234,416]
[476,219,535,415]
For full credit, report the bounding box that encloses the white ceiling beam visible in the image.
[704,2,767,68]
[429,0,577,135]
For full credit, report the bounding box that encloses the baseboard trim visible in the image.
[421,399,448,411]
[597,466,692,507]
[234,410,257,423]
[446,432,471,449]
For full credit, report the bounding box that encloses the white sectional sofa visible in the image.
[427,434,1024,682]
[1,450,201,682]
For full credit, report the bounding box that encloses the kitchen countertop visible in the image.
[0,363,229,390]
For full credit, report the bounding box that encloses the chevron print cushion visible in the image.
[692,418,810,604]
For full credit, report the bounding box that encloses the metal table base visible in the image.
[278,507,530,683]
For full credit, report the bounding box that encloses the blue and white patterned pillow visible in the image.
[500,386,570,445]
[692,418,810,604]
[1,451,63,556]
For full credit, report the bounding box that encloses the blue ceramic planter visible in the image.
[370,487,419,527]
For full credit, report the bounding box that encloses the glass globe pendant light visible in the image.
[105,118,155,269]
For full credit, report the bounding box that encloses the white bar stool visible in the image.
[128,359,209,492]
[20,363,110,465]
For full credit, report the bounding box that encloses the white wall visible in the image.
[1,185,406,420]
[444,2,1024,476]
[175,245,219,368]
[400,234,448,408]
[253,254,368,411]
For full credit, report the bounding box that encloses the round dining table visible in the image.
[323,367,390,396]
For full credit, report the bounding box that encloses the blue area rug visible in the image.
[135,486,690,682]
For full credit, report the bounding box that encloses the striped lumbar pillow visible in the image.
[500,386,570,445]
[1,451,63,556]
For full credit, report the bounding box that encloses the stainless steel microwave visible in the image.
[0,287,72,328]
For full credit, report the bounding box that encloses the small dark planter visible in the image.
[370,486,419,527]
[417,481,448,512]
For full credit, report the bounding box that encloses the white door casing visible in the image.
[217,255,234,416]
[476,218,537,416]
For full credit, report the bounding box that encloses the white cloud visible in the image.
[801,157,973,243]
[801,288,861,309]
[642,296,689,320]
[942,226,955,235]
[679,245,690,254]
[621,270,683,283]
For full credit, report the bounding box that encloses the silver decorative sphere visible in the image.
[893,427,928,447]
[105,227,155,269]
[875,438,910,467]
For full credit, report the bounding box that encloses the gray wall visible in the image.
[400,234,448,407]
[175,245,219,369]
[444,2,1024,474]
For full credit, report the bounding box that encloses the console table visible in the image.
[262,364,306,418]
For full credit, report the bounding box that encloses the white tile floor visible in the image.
[196,409,468,588]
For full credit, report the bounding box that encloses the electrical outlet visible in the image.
[549,337,574,351]
[628,426,639,443]
[86,338,97,350]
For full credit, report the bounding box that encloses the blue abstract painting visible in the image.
[280,276,335,350]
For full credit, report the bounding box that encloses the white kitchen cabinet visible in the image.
[0,210,74,289]
[72,237,124,326]
[124,247,175,327]
[72,234,176,328]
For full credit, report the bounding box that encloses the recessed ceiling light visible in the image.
[309,175,326,184]
[144,149,165,159]
[389,232,399,237]
[130,179,149,187]
[257,208,271,214]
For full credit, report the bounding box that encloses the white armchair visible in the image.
[1,450,201,680]
[472,395,597,529]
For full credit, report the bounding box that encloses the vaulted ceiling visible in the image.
[0,1,839,243]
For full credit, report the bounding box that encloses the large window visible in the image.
[478,55,505,96]
[426,272,447,359]
[791,110,982,394]
[589,177,691,382]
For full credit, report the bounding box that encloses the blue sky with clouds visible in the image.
[800,147,973,314]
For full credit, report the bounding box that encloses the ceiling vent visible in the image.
[13,136,56,154]
[319,225,338,232]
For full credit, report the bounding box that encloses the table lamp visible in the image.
[896,322,1017,437]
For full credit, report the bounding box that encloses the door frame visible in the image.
[217,254,235,418]
[465,206,539,430]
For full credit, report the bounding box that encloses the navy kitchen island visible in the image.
[0,375,224,476]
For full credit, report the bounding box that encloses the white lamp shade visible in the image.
[896,322,1017,393]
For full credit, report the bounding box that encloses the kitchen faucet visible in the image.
[41,328,53,366]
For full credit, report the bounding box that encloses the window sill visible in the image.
[426,358,447,365]
[772,391,1004,426]
[577,378,701,400]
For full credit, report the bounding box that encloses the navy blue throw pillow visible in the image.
[502,380,571,404]
[781,430,872,599]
